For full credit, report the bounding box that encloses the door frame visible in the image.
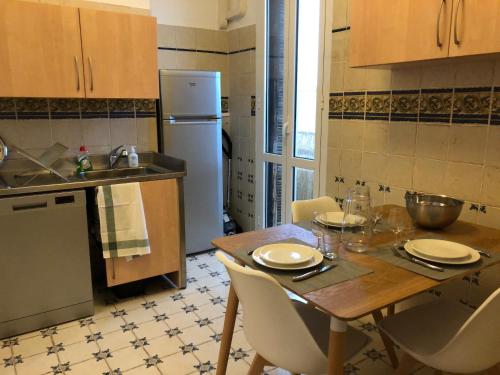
[255,0,333,228]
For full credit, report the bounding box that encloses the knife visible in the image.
[393,246,445,272]
[292,264,336,282]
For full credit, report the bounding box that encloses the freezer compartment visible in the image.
[163,120,223,253]
[160,70,221,119]
[0,190,93,339]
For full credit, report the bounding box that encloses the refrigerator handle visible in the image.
[166,114,220,121]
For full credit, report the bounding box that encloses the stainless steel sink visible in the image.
[75,166,163,180]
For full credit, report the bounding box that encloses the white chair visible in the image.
[291,196,341,224]
[378,288,500,375]
[216,251,369,375]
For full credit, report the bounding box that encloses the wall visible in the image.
[327,0,500,307]
[0,99,157,159]
[227,0,257,30]
[156,23,257,231]
[151,0,220,29]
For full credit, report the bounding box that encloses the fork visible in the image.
[391,245,445,272]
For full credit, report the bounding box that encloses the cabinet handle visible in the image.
[454,0,462,45]
[74,56,80,91]
[88,56,94,92]
[436,0,446,48]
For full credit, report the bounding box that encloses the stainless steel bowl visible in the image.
[405,192,464,229]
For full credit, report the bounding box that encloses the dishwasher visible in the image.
[0,190,93,339]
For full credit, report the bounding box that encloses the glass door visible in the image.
[255,0,328,228]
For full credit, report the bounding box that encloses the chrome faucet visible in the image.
[109,145,128,169]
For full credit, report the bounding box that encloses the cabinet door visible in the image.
[449,0,500,57]
[79,8,159,99]
[349,0,453,67]
[0,0,84,98]
[105,179,181,287]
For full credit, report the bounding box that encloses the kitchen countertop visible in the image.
[0,152,186,197]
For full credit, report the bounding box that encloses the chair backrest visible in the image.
[216,251,327,374]
[429,288,500,373]
[291,196,341,224]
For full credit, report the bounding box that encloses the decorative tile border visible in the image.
[49,99,80,119]
[491,87,500,125]
[452,87,491,124]
[365,91,390,121]
[16,98,49,119]
[0,99,157,120]
[221,97,229,113]
[158,46,256,56]
[391,90,419,122]
[330,87,496,125]
[419,88,453,123]
[343,92,366,119]
[0,98,16,120]
[332,27,351,33]
[135,99,157,118]
[329,93,343,119]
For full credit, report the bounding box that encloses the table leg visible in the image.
[387,304,395,316]
[216,284,239,375]
[328,317,347,375]
[372,309,399,369]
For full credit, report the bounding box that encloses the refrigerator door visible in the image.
[160,70,221,119]
[163,120,223,253]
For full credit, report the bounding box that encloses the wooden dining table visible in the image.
[211,205,500,375]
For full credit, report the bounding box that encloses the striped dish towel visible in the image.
[97,183,150,259]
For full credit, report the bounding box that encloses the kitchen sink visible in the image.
[75,166,164,180]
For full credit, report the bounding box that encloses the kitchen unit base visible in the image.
[0,300,93,340]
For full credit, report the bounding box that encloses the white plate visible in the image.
[404,241,480,265]
[252,246,323,270]
[316,211,366,227]
[258,243,315,266]
[407,239,471,260]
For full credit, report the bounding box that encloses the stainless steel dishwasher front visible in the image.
[0,190,93,339]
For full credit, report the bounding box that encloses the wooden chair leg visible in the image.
[396,352,419,375]
[247,354,268,375]
[216,285,239,375]
[387,304,396,316]
[372,310,399,369]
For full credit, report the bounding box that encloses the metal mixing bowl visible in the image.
[405,192,464,229]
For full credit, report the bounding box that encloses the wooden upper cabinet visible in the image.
[449,0,500,57]
[0,0,84,98]
[79,8,159,99]
[349,0,454,67]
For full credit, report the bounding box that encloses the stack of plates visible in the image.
[315,211,366,228]
[404,239,480,265]
[252,243,323,270]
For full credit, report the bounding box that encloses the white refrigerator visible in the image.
[159,70,223,254]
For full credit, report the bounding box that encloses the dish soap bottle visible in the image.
[76,145,93,174]
[128,146,139,168]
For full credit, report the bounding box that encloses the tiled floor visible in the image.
[2,251,436,375]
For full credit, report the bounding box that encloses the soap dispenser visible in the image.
[128,146,139,168]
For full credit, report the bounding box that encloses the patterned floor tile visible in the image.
[153,298,187,316]
[193,339,222,363]
[177,325,214,346]
[12,335,52,358]
[90,315,124,335]
[57,340,100,365]
[146,334,183,358]
[156,351,200,375]
[166,311,200,330]
[106,346,149,371]
[114,296,146,312]
[133,320,169,340]
[122,306,157,325]
[53,324,90,346]
[97,330,137,352]
[13,351,59,375]
[65,357,110,375]
[125,363,162,374]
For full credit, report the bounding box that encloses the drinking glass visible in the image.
[386,208,414,247]
[311,210,325,253]
[342,186,372,253]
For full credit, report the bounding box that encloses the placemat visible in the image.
[234,238,373,294]
[370,244,500,281]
